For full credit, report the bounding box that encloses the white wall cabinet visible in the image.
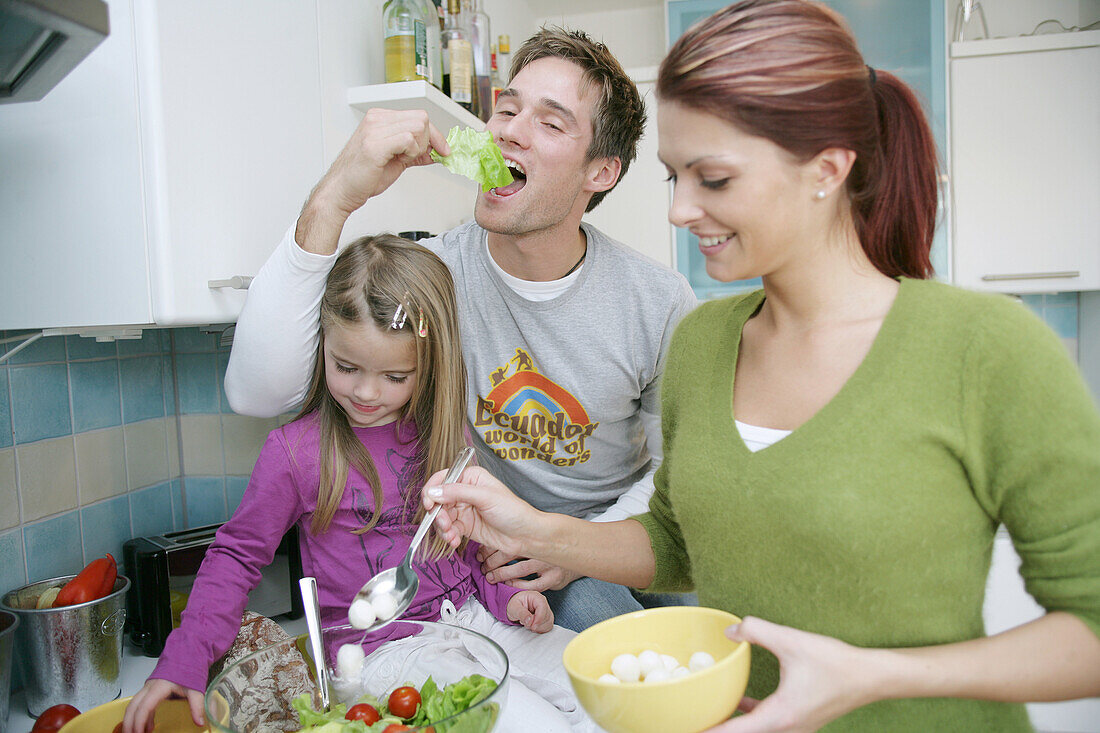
[0,0,329,332]
[950,31,1100,294]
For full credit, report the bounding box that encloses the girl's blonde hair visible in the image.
[294,234,467,559]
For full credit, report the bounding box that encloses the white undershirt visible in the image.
[485,239,583,301]
[735,420,792,452]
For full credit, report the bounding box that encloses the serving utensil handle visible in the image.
[299,576,331,710]
[405,447,475,564]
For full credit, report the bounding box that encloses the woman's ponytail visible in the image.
[856,70,940,279]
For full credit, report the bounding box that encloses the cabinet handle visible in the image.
[981,271,1079,282]
[208,276,254,290]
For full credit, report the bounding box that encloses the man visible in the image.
[225,27,696,631]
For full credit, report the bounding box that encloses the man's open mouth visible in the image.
[492,160,527,196]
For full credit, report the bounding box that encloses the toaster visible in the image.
[122,523,304,656]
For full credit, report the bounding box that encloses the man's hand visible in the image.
[296,108,450,255]
[507,590,555,633]
[477,547,583,591]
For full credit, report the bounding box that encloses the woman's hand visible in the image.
[424,465,544,557]
[706,617,877,733]
[507,590,555,633]
[122,678,205,733]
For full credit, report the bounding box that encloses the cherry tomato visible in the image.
[387,685,421,719]
[31,704,81,731]
[346,702,381,724]
[382,725,411,733]
[112,724,124,733]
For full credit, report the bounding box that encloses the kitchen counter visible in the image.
[6,615,308,733]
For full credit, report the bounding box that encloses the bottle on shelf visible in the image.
[383,0,429,83]
[441,0,475,114]
[490,43,504,109]
[415,0,442,90]
[463,0,493,121]
[497,33,511,82]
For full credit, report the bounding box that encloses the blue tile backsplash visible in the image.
[70,359,123,432]
[129,482,177,539]
[1,326,278,600]
[10,363,71,443]
[80,494,135,568]
[119,356,167,423]
[185,476,229,527]
[22,512,83,583]
[176,352,220,415]
[0,369,10,450]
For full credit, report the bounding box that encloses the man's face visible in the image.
[474,57,602,237]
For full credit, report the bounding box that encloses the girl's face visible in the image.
[657,101,818,283]
[323,320,418,428]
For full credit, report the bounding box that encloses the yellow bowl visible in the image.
[57,696,208,733]
[563,606,750,733]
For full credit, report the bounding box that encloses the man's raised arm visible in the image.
[223,109,450,417]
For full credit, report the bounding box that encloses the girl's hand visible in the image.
[423,465,544,557]
[122,678,205,733]
[706,617,877,733]
[507,590,555,633]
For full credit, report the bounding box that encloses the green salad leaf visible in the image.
[292,673,499,733]
[430,127,513,192]
[290,695,369,732]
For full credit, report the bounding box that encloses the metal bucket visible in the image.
[0,608,19,729]
[0,575,129,717]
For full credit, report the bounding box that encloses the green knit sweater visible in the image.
[635,278,1100,731]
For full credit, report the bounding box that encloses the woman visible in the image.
[425,1,1100,731]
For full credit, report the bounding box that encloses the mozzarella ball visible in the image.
[637,649,662,677]
[643,666,671,684]
[336,643,365,680]
[671,665,690,678]
[660,653,680,672]
[370,591,399,622]
[689,651,716,673]
[597,673,621,684]
[348,598,376,629]
[610,653,641,683]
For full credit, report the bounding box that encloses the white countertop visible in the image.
[6,615,308,733]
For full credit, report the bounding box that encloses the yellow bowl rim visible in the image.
[562,605,750,687]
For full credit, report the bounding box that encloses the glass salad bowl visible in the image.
[205,620,509,732]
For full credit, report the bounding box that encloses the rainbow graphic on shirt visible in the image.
[474,348,598,466]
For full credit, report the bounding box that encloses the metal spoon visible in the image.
[299,576,332,710]
[350,447,475,628]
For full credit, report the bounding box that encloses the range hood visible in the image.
[0,0,108,104]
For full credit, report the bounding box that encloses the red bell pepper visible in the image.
[53,553,117,607]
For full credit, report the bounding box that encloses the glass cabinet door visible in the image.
[667,0,948,299]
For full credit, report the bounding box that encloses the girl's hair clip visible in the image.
[417,308,428,338]
[390,303,408,330]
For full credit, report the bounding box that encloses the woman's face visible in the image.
[658,101,819,283]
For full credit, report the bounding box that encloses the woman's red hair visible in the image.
[657,0,939,279]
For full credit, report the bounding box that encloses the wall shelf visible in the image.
[951,29,1100,58]
[347,81,484,133]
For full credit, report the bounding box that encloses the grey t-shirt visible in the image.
[225,219,696,520]
[424,221,696,517]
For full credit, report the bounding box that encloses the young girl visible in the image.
[123,235,593,733]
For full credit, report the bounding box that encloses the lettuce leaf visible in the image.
[293,673,498,732]
[430,127,513,192]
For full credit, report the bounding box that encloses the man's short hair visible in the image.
[510,27,646,212]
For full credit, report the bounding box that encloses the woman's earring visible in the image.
[814,190,826,200]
